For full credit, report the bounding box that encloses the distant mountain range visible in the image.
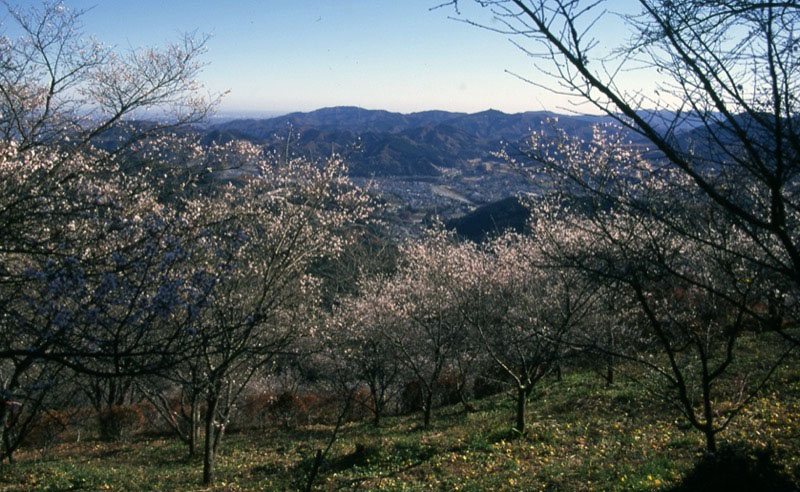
[206,106,628,177]
[194,106,712,238]
[90,106,743,238]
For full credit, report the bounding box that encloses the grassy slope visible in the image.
[1,363,798,491]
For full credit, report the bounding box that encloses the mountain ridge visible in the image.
[210,106,629,177]
[201,106,709,236]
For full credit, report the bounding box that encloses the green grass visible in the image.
[1,365,798,491]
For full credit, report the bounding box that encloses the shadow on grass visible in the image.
[668,443,797,492]
[289,439,439,490]
[295,440,436,474]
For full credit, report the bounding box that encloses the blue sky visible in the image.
[4,1,642,115]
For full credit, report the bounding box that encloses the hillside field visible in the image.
[2,359,798,492]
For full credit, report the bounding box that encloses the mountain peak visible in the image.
[474,108,508,117]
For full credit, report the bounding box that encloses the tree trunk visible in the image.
[96,377,132,442]
[1,428,15,465]
[605,331,615,388]
[515,386,527,434]
[1,400,17,464]
[0,402,9,465]
[369,385,382,427]
[704,426,718,454]
[188,397,198,458]
[422,390,433,428]
[457,378,475,413]
[202,395,219,485]
[701,359,717,454]
[304,449,324,492]
[1,360,35,464]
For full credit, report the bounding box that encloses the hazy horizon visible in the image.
[208,104,582,121]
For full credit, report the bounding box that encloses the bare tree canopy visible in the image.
[437,0,800,451]
[443,0,799,292]
[0,0,220,152]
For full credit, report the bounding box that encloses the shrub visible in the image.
[269,391,309,429]
[399,379,424,414]
[473,374,505,400]
[24,411,69,451]
[97,405,145,442]
[238,391,276,431]
[435,369,464,407]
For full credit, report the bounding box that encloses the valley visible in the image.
[200,106,634,235]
